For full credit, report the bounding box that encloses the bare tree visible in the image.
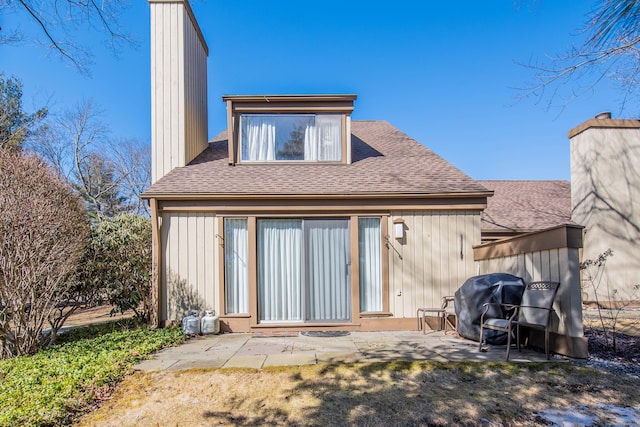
[30,100,150,219]
[112,138,152,216]
[1,0,135,73]
[0,148,89,357]
[522,0,640,112]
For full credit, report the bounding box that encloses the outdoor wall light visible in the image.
[393,218,405,240]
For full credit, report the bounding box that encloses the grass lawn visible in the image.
[3,306,639,426]
[77,361,639,426]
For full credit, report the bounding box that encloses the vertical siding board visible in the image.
[149,5,158,182]
[474,228,584,341]
[387,211,481,317]
[175,5,185,168]
[427,213,435,307]
[208,217,217,312]
[441,213,450,299]
[550,249,561,282]
[532,251,542,281]
[162,5,171,178]
[160,214,170,320]
[414,212,425,309]
[409,211,420,314]
[151,1,207,183]
[161,212,216,321]
[426,213,435,306]
[196,215,205,304]
[388,215,399,315]
[399,211,410,317]
[458,214,465,281]
[440,213,448,298]
[541,250,551,280]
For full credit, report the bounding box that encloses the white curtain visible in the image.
[305,219,351,321]
[243,116,276,161]
[224,218,248,314]
[258,219,302,321]
[359,217,382,312]
[304,115,341,161]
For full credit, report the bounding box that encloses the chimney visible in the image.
[149,0,209,183]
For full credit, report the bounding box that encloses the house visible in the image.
[569,113,640,305]
[143,0,493,331]
[142,2,590,355]
[478,180,573,243]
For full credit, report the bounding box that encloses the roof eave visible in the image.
[141,191,494,201]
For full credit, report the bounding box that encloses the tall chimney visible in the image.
[149,0,209,183]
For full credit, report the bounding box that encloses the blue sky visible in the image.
[1,1,631,180]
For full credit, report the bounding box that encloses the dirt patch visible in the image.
[64,305,133,327]
[577,327,640,378]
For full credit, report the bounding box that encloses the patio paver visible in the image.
[134,330,555,372]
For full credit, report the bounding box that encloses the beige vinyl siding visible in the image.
[150,0,208,183]
[388,211,480,318]
[161,212,217,321]
[476,245,582,338]
[570,126,640,302]
[182,5,208,166]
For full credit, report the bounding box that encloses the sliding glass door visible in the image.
[257,218,351,323]
[304,219,351,321]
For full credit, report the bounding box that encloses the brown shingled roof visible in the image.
[144,120,489,198]
[478,180,573,232]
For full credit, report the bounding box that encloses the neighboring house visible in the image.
[569,113,640,305]
[478,180,573,243]
[143,0,492,331]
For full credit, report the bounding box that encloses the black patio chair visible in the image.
[478,281,560,360]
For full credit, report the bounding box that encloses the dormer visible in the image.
[222,95,357,165]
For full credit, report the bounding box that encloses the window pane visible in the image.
[359,217,382,312]
[224,218,248,314]
[241,114,341,162]
[304,115,342,161]
[305,219,351,321]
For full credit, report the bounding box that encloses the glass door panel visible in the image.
[304,219,351,322]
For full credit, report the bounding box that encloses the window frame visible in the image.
[222,217,249,315]
[222,95,356,166]
[218,212,389,325]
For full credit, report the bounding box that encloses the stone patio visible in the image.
[134,330,555,371]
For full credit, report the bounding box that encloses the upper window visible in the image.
[240,114,342,162]
[222,95,356,165]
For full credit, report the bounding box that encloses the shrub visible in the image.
[80,214,152,322]
[0,148,89,357]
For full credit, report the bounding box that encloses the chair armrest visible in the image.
[480,303,519,323]
[480,302,518,314]
[517,305,554,311]
[417,308,446,313]
[441,296,455,310]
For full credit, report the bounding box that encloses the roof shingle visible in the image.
[478,180,573,232]
[144,120,489,197]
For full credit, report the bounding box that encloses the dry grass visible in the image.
[64,305,133,327]
[71,308,640,426]
[583,311,640,336]
[76,361,639,426]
